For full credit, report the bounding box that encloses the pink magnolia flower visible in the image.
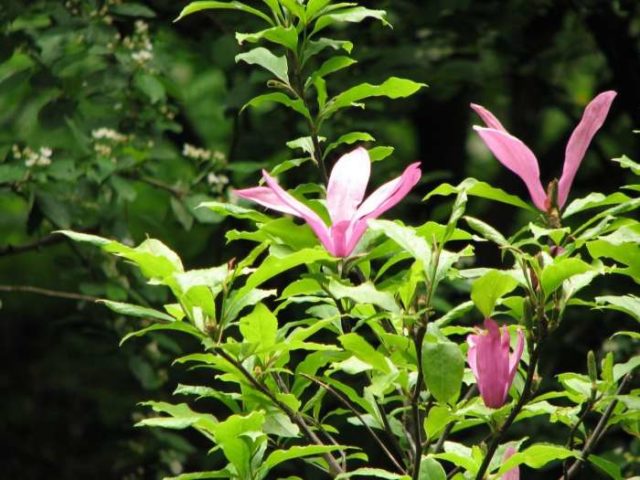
[234,147,421,257]
[471,91,616,211]
[467,318,525,409]
[501,446,520,480]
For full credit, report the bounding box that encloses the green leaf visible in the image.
[303,37,353,62]
[138,401,217,435]
[471,270,519,317]
[424,406,452,439]
[588,454,623,480]
[327,279,399,313]
[241,92,310,120]
[164,470,234,480]
[339,333,390,373]
[0,164,25,184]
[120,322,205,345]
[322,77,425,118]
[426,178,534,211]
[336,468,409,480]
[495,444,576,475]
[200,201,271,223]
[246,247,331,290]
[612,155,640,175]
[463,216,509,247]
[57,230,112,247]
[264,445,347,469]
[325,131,374,156]
[313,6,389,35]
[211,412,266,478]
[368,219,432,270]
[239,303,277,348]
[419,457,447,480]
[236,25,298,51]
[595,295,640,323]
[312,55,357,80]
[562,192,630,218]
[541,258,592,297]
[236,47,289,83]
[175,1,273,24]
[99,300,175,322]
[369,146,394,162]
[110,3,156,17]
[223,288,276,324]
[422,337,464,404]
[134,72,165,103]
[613,356,640,382]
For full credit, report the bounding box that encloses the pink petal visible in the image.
[470,103,508,132]
[261,171,335,254]
[474,127,548,211]
[501,446,520,480]
[558,91,617,208]
[508,329,525,386]
[233,186,300,216]
[355,162,421,220]
[475,318,511,408]
[326,147,371,224]
[467,334,479,378]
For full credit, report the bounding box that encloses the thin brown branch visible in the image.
[302,373,406,474]
[0,284,100,303]
[560,373,633,480]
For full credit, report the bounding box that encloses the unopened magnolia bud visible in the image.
[587,350,598,383]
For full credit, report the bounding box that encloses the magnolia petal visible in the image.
[329,220,351,257]
[474,127,548,211]
[467,335,479,378]
[475,318,510,408]
[355,162,421,219]
[233,186,300,216]
[558,91,617,208]
[327,147,371,224]
[508,329,525,384]
[501,446,520,480]
[470,103,508,132]
[261,171,334,254]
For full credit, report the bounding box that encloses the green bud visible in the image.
[587,350,598,383]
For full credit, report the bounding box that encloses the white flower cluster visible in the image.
[182,143,227,163]
[122,20,154,66]
[13,145,53,168]
[207,172,229,188]
[92,128,129,159]
[92,128,128,143]
[182,143,211,161]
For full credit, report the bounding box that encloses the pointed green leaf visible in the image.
[175,1,273,24]
[236,47,289,83]
[471,270,519,317]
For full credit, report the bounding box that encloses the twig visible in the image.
[560,373,633,480]
[302,373,406,474]
[0,284,100,303]
[411,324,427,480]
[0,232,69,257]
[474,341,541,480]
[215,348,344,477]
[376,398,409,467]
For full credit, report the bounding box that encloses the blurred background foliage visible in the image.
[0,0,638,478]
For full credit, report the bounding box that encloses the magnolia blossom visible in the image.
[471,91,616,211]
[467,318,525,408]
[234,147,421,257]
[501,446,520,480]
